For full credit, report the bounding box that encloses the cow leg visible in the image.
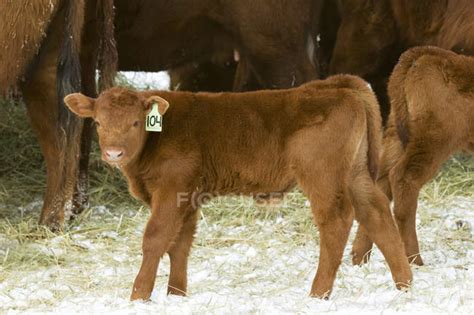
[71,9,101,216]
[131,189,190,301]
[389,142,450,266]
[349,171,412,290]
[232,57,260,92]
[167,209,199,296]
[351,125,403,265]
[21,7,83,229]
[71,118,93,215]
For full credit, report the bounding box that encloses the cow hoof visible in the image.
[38,217,63,232]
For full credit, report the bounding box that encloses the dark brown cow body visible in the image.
[352,47,474,266]
[0,0,116,228]
[329,0,474,122]
[64,76,412,300]
[3,0,325,229]
[168,48,237,92]
[114,0,322,91]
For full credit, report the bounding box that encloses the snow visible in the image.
[120,71,170,90]
[1,196,473,314]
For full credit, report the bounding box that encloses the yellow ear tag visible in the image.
[146,103,163,132]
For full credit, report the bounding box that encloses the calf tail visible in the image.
[361,86,383,182]
[329,75,383,181]
[389,46,453,148]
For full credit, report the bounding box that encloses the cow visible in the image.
[0,0,117,229]
[68,0,327,225]
[168,48,238,92]
[114,0,323,91]
[329,0,474,123]
[2,0,332,229]
[63,77,413,300]
[351,46,474,266]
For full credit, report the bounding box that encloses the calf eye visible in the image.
[133,121,139,127]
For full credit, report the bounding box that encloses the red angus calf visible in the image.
[352,47,474,266]
[64,77,412,300]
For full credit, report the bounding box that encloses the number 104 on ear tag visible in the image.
[146,103,163,132]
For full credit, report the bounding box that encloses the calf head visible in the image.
[64,88,169,167]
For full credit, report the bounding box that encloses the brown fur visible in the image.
[2,0,116,229]
[0,0,61,93]
[64,76,412,300]
[96,0,118,91]
[168,48,237,92]
[352,46,474,266]
[114,0,321,90]
[329,0,474,122]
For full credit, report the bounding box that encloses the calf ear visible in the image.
[64,93,96,117]
[145,96,170,115]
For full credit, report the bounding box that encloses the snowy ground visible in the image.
[0,195,473,314]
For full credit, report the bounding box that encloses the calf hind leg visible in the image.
[300,174,354,299]
[309,191,354,298]
[389,144,450,266]
[350,172,412,290]
[351,130,403,265]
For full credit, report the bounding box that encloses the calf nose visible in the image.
[105,149,124,161]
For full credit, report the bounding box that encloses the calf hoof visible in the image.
[351,233,373,266]
[130,286,152,301]
[310,282,332,300]
[394,267,413,291]
[408,254,424,266]
[167,286,187,296]
[309,289,331,300]
[351,248,372,266]
[395,280,412,291]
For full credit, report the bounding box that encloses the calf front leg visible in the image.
[167,209,199,296]
[131,190,191,301]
